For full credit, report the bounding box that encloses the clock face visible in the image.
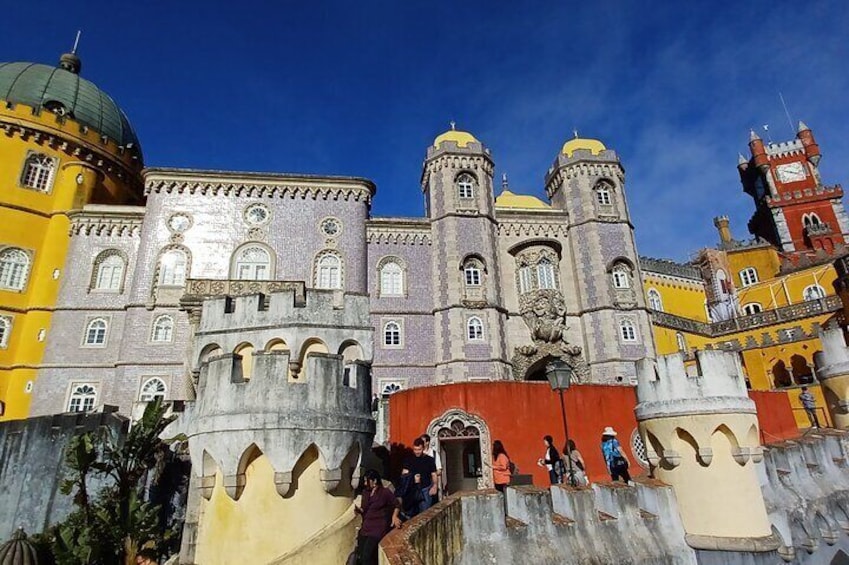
[776,162,807,183]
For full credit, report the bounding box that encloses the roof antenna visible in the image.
[71,30,81,54]
[779,92,794,136]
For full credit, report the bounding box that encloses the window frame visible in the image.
[158,248,189,287]
[233,244,273,281]
[741,303,762,315]
[536,258,557,290]
[382,320,403,348]
[467,316,484,341]
[20,152,58,193]
[596,185,612,206]
[647,288,663,311]
[150,314,175,343]
[315,251,343,289]
[139,377,167,402]
[67,383,97,413]
[675,332,686,352]
[739,267,759,287]
[91,250,126,292]
[456,172,476,200]
[463,261,483,287]
[0,315,11,349]
[802,284,826,301]
[378,258,405,297]
[518,265,533,294]
[619,319,637,343]
[0,247,32,292]
[612,264,631,289]
[83,317,109,347]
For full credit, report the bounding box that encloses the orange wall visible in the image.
[388,382,642,485]
[749,389,800,442]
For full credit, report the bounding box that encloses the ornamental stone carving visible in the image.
[512,289,589,382]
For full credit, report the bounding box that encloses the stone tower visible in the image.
[814,325,849,429]
[545,138,654,382]
[171,288,374,565]
[422,128,511,382]
[635,350,778,553]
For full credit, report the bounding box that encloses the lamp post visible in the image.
[546,359,577,487]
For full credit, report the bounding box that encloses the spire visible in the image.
[58,31,82,74]
[797,120,810,132]
[749,129,761,141]
[738,153,747,165]
[502,173,509,191]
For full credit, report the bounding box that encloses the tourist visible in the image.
[492,440,512,492]
[401,437,438,515]
[421,433,443,499]
[601,426,631,484]
[562,439,589,487]
[371,393,380,414]
[354,469,402,565]
[135,548,158,565]
[537,435,563,485]
[799,386,821,428]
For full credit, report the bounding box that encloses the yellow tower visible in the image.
[636,351,779,552]
[0,51,143,420]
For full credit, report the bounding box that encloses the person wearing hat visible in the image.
[601,426,632,484]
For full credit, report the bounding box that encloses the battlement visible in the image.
[635,350,755,421]
[764,139,804,158]
[381,480,695,564]
[814,326,849,381]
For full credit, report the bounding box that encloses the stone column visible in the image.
[635,350,778,552]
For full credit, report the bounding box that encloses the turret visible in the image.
[168,289,375,565]
[813,325,849,428]
[713,215,733,245]
[749,130,769,173]
[635,351,778,553]
[796,121,821,166]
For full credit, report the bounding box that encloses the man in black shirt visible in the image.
[401,437,438,516]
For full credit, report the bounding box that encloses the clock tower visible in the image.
[739,122,848,256]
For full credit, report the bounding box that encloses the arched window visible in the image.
[151,315,174,343]
[68,384,97,413]
[84,318,108,346]
[463,259,482,286]
[0,248,31,291]
[380,260,404,296]
[803,284,826,301]
[234,245,271,280]
[739,267,758,287]
[20,153,57,192]
[467,317,484,340]
[803,213,822,227]
[0,316,11,348]
[139,378,167,402]
[383,321,401,347]
[159,249,188,286]
[595,183,612,206]
[316,252,343,289]
[518,265,533,294]
[93,252,125,291]
[612,263,631,289]
[619,319,637,342]
[647,288,663,311]
[537,257,556,290]
[742,303,762,315]
[456,173,475,199]
[675,332,686,352]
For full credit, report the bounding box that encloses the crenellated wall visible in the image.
[169,289,375,565]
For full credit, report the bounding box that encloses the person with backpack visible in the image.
[537,435,563,485]
[491,440,512,492]
[601,426,632,484]
[562,439,589,487]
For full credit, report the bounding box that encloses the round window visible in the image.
[245,204,270,226]
[167,214,191,233]
[320,218,341,237]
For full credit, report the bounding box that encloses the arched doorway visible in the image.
[426,409,492,493]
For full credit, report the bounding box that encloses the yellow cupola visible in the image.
[433,122,479,148]
[561,136,606,157]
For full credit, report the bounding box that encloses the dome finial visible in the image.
[573,128,579,139]
[502,173,509,190]
[449,120,456,131]
[58,30,82,74]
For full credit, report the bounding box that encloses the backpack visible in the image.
[508,460,518,475]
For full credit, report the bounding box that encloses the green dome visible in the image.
[0,55,141,156]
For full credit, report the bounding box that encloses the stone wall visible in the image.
[0,408,128,540]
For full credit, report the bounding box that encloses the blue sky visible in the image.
[3,2,848,261]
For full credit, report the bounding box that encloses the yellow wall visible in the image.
[735,263,837,311]
[196,448,356,565]
[0,104,142,420]
[643,273,708,322]
[725,246,781,289]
